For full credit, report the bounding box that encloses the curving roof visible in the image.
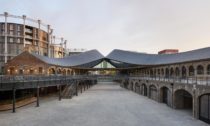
[106,47,210,68]
[11,47,210,69]
[31,49,104,68]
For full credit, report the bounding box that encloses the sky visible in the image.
[0,0,210,55]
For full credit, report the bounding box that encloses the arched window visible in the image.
[161,68,164,76]
[57,69,62,74]
[181,66,187,78]
[49,68,55,74]
[170,68,174,77]
[157,69,160,75]
[165,68,169,78]
[67,69,71,75]
[175,67,179,76]
[150,69,153,77]
[189,66,195,76]
[197,65,204,75]
[207,65,210,75]
[62,69,66,75]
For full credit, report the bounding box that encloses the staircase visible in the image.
[61,84,77,99]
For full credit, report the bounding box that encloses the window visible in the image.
[17,25,21,31]
[207,65,210,75]
[17,38,20,43]
[9,30,14,35]
[19,69,23,75]
[197,65,204,75]
[9,24,14,30]
[189,66,195,76]
[17,31,21,36]
[2,24,5,29]
[38,67,43,74]
[9,37,14,43]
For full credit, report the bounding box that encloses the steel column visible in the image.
[4,12,8,63]
[36,86,40,107]
[59,85,61,101]
[12,87,16,113]
[81,84,83,93]
[76,84,78,96]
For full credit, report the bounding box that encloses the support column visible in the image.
[37,20,41,55]
[4,12,8,63]
[59,85,61,101]
[47,25,51,57]
[23,15,26,48]
[80,85,83,93]
[84,84,86,91]
[61,37,64,58]
[12,87,16,113]
[76,84,78,96]
[193,85,198,118]
[36,86,40,107]
[64,40,67,57]
[147,85,150,98]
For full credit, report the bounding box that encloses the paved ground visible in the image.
[0,82,208,126]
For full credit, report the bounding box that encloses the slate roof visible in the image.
[106,47,210,68]
[31,49,104,68]
[15,47,210,68]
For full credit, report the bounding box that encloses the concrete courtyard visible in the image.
[0,82,208,126]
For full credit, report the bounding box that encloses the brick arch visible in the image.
[159,86,171,105]
[159,84,172,92]
[198,90,210,98]
[141,83,148,96]
[173,88,193,96]
[62,69,67,75]
[174,89,193,110]
[148,84,158,101]
[48,67,56,75]
[56,67,62,74]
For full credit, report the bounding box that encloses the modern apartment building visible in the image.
[0,12,66,74]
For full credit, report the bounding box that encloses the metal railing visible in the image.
[129,75,210,86]
[0,75,97,91]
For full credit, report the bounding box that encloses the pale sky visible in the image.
[1,0,210,55]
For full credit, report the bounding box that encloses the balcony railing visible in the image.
[129,75,210,86]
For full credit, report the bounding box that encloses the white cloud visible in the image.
[0,0,210,55]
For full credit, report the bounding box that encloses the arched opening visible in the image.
[130,82,134,91]
[174,89,192,113]
[141,83,147,96]
[124,81,129,89]
[157,69,160,76]
[170,68,174,77]
[161,68,164,77]
[48,68,55,75]
[149,85,157,101]
[135,82,140,93]
[165,68,169,78]
[8,67,15,75]
[175,67,179,77]
[62,69,66,75]
[199,93,210,124]
[197,65,204,75]
[181,66,187,78]
[189,66,195,76]
[160,86,171,105]
[67,69,71,75]
[57,69,62,75]
[207,65,210,75]
[150,69,153,77]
